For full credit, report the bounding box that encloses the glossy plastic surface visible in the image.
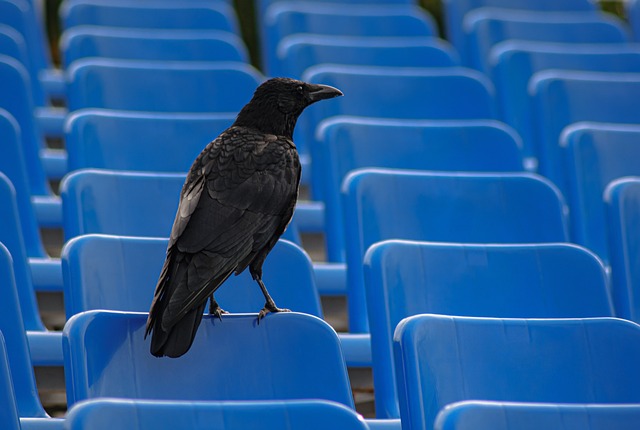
[62,235,321,319]
[364,240,613,419]
[630,0,640,41]
[315,117,524,262]
[65,59,263,112]
[65,110,234,172]
[435,401,640,430]
[60,27,248,68]
[394,315,640,430]
[531,70,640,195]
[276,34,458,79]
[563,123,640,265]
[605,178,640,322]
[66,399,368,430]
[63,311,353,408]
[343,169,569,332]
[492,43,640,162]
[441,0,597,61]
[466,9,629,72]
[0,333,20,430]
[262,2,435,75]
[60,1,239,33]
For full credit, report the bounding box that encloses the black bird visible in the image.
[145,78,343,358]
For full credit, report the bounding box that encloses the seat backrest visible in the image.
[65,398,368,430]
[262,2,436,75]
[60,27,248,68]
[65,59,262,112]
[435,401,640,430]
[0,174,46,331]
[491,43,640,163]
[605,177,640,322]
[62,235,322,319]
[276,34,459,79]
[343,169,569,332]
[0,242,48,417]
[531,70,640,195]
[0,23,44,106]
[562,123,640,265]
[63,311,354,408]
[299,65,497,158]
[629,0,640,41]
[440,0,597,61]
[0,332,20,430]
[315,117,524,262]
[65,110,235,172]
[60,0,239,33]
[364,240,613,419]
[465,9,630,72]
[394,315,640,430]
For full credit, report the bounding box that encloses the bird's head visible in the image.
[234,77,343,138]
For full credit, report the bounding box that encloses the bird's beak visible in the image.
[308,84,343,103]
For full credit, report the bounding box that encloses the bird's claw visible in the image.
[257,304,290,323]
[210,306,229,321]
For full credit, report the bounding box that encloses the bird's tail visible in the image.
[149,303,206,358]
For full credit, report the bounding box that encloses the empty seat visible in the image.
[343,169,569,332]
[394,315,640,430]
[0,332,20,430]
[60,27,249,68]
[627,0,640,41]
[562,123,640,265]
[605,177,640,322]
[315,117,524,262]
[65,399,369,430]
[435,401,640,430]
[364,240,613,419]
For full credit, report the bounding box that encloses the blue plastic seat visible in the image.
[364,240,613,419]
[60,27,249,68]
[315,117,524,262]
[531,71,640,195]
[395,315,640,430]
[262,2,437,75]
[605,177,640,323]
[65,110,234,172]
[465,9,630,72]
[63,311,353,407]
[627,0,640,41]
[0,242,63,427]
[65,59,263,112]
[562,123,640,266]
[343,169,569,332]
[300,65,497,177]
[276,34,459,79]
[60,0,240,34]
[0,332,20,430]
[65,399,369,430]
[435,401,640,430]
[440,0,598,62]
[490,43,640,165]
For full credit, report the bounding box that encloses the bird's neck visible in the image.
[233,103,300,139]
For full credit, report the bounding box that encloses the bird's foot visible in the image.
[209,305,229,321]
[257,302,290,323]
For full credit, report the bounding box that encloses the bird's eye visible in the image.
[296,85,303,93]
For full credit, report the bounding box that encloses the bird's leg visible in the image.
[209,295,228,321]
[256,278,290,322]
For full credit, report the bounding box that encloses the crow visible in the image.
[145,78,343,358]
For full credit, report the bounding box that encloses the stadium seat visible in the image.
[315,117,524,262]
[627,0,640,41]
[440,0,597,61]
[343,169,569,332]
[530,71,640,195]
[435,401,640,430]
[60,0,240,34]
[394,315,640,430]
[490,43,640,166]
[0,242,63,426]
[0,332,20,430]
[63,311,353,407]
[605,177,640,322]
[364,240,613,419]
[562,123,640,265]
[275,34,459,79]
[65,399,369,430]
[65,59,263,112]
[60,27,249,68]
[465,9,630,72]
[261,2,437,75]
